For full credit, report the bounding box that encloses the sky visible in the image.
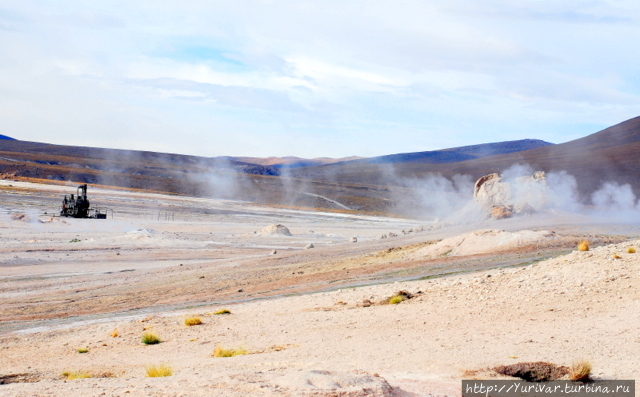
[1,1,639,158]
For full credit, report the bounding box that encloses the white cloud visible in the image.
[0,1,639,157]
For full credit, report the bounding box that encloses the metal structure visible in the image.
[60,184,107,219]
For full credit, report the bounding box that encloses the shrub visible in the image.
[577,240,589,251]
[613,254,621,259]
[628,247,636,254]
[77,348,88,354]
[569,360,592,381]
[184,316,202,326]
[70,238,81,243]
[145,363,173,377]
[389,295,405,304]
[387,290,412,305]
[110,329,119,338]
[141,331,161,345]
[62,370,91,380]
[212,345,247,357]
[213,309,231,315]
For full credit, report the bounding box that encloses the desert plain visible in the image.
[1,179,639,396]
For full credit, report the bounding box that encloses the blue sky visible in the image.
[1,1,639,158]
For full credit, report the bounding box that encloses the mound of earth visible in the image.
[409,229,556,259]
[259,224,292,236]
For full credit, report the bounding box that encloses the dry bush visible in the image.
[577,240,589,251]
[110,329,119,338]
[213,309,231,315]
[184,316,202,326]
[494,362,568,382]
[145,364,173,377]
[628,247,636,254]
[569,360,592,382]
[384,290,413,305]
[141,331,161,345]
[62,370,91,380]
[212,345,247,357]
[389,295,405,304]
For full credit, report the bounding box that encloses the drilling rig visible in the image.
[60,184,107,219]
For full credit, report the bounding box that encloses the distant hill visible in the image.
[290,116,640,201]
[0,134,15,140]
[0,139,280,179]
[3,117,640,213]
[224,156,363,168]
[340,139,554,165]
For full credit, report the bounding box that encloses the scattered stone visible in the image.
[350,236,358,243]
[304,243,314,249]
[270,250,277,255]
[11,213,31,222]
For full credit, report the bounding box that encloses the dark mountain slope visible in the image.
[290,116,640,200]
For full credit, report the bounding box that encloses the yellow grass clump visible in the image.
[77,348,88,354]
[213,309,231,315]
[141,331,161,345]
[577,240,589,251]
[184,316,202,326]
[145,363,173,377]
[110,329,119,338]
[613,254,621,259]
[213,345,247,357]
[62,370,91,380]
[569,360,592,382]
[628,247,636,254]
[389,295,405,304]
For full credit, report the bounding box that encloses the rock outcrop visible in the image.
[474,171,547,219]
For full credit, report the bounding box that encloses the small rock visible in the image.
[350,236,358,243]
[304,243,314,249]
[270,250,277,255]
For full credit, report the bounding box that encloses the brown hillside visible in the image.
[290,116,640,201]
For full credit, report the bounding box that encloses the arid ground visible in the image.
[1,180,639,396]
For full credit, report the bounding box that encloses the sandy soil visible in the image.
[1,181,639,396]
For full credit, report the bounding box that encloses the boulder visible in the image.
[491,205,513,219]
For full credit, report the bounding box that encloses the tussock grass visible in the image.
[569,360,592,382]
[577,240,589,251]
[77,348,88,354]
[184,316,202,326]
[62,370,91,380]
[628,247,636,254]
[110,329,119,338]
[213,309,231,315]
[613,254,621,259]
[141,331,161,345]
[212,345,247,357]
[389,295,405,304]
[384,290,413,305]
[145,363,173,377]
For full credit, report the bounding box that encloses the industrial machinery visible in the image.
[60,184,107,219]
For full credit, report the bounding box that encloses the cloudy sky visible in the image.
[1,1,639,158]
